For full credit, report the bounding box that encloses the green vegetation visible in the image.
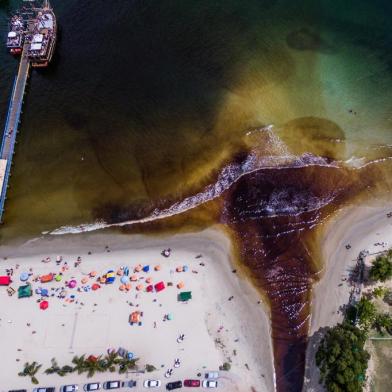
[316,323,369,392]
[220,362,231,371]
[145,364,156,372]
[373,313,392,335]
[20,353,138,382]
[18,361,42,385]
[372,286,388,299]
[356,297,377,329]
[369,254,392,282]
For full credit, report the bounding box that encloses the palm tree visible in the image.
[18,361,42,385]
[72,355,87,374]
[118,357,138,374]
[45,358,60,375]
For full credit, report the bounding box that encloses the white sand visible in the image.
[0,228,274,391]
[303,203,392,391]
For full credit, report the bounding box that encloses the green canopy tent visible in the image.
[178,291,192,302]
[18,284,32,299]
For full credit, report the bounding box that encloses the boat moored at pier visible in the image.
[27,0,57,67]
[6,15,25,55]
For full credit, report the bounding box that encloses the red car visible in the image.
[184,380,200,387]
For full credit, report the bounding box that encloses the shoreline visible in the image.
[303,202,392,391]
[0,228,275,391]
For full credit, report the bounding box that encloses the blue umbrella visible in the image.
[121,275,129,284]
[19,272,29,281]
[183,265,189,272]
[143,265,150,272]
[127,352,134,359]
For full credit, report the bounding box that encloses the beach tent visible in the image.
[146,284,153,292]
[129,311,141,323]
[0,276,11,286]
[105,270,115,284]
[18,284,32,299]
[178,291,192,302]
[40,300,49,310]
[154,281,165,292]
[40,273,54,283]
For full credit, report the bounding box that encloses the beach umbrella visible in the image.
[135,264,142,272]
[81,277,89,284]
[40,300,49,310]
[176,266,183,272]
[68,279,77,288]
[92,283,100,291]
[119,284,125,291]
[154,265,161,271]
[35,287,42,294]
[146,285,153,292]
[127,352,134,359]
[89,271,97,277]
[126,283,132,291]
[131,275,138,281]
[55,274,62,282]
[143,265,150,272]
[121,275,130,284]
[136,284,144,291]
[177,281,185,289]
[123,267,129,276]
[99,276,106,283]
[183,265,189,272]
[167,313,173,320]
[117,269,123,276]
[146,277,152,284]
[19,272,29,282]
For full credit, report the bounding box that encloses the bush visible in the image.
[220,362,231,371]
[316,323,369,392]
[369,255,392,282]
[145,364,156,372]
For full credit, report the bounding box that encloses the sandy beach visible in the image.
[303,202,392,391]
[0,228,274,391]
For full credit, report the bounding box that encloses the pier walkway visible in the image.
[0,42,30,222]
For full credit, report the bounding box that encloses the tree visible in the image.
[316,323,369,392]
[356,297,377,329]
[220,362,231,371]
[44,358,60,375]
[118,357,138,374]
[72,355,87,374]
[373,313,392,335]
[369,255,392,282]
[18,361,42,385]
[372,286,387,298]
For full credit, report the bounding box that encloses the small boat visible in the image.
[6,15,25,55]
[28,0,57,67]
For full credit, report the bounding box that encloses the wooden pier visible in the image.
[0,42,30,222]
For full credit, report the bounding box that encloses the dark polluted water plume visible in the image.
[101,151,392,392]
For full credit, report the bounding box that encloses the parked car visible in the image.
[205,372,219,379]
[9,390,27,392]
[123,381,137,388]
[184,379,201,387]
[103,381,121,390]
[143,380,161,388]
[202,380,218,389]
[84,383,101,392]
[166,380,182,390]
[60,386,78,392]
[33,388,55,392]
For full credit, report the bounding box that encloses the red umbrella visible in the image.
[92,283,100,291]
[40,300,49,310]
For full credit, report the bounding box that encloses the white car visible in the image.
[143,380,161,388]
[202,380,218,388]
[205,372,219,379]
[84,383,101,392]
[60,386,78,392]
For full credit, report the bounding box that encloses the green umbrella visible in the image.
[167,313,173,320]
[55,274,62,282]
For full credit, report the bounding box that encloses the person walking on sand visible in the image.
[154,321,157,328]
